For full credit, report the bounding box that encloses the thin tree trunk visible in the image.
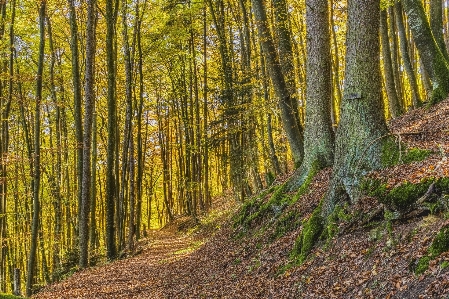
[79,0,97,269]
[105,0,117,260]
[380,9,402,117]
[26,2,45,296]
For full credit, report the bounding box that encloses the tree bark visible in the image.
[324,0,389,217]
[380,9,402,118]
[105,0,117,260]
[286,0,334,191]
[394,2,421,108]
[402,0,449,104]
[251,0,304,166]
[26,1,45,296]
[430,0,449,60]
[79,0,97,269]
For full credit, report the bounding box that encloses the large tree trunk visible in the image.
[286,0,334,191]
[26,2,45,296]
[380,9,402,118]
[251,0,304,166]
[324,0,389,217]
[402,0,449,104]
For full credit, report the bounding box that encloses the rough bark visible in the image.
[252,0,304,166]
[402,0,449,104]
[430,0,449,60]
[324,0,389,217]
[286,0,334,192]
[105,0,117,260]
[380,9,402,118]
[79,0,97,268]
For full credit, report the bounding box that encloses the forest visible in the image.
[0,0,449,297]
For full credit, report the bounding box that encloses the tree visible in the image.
[285,0,334,191]
[324,0,389,216]
[79,0,97,268]
[402,0,449,104]
[251,0,304,166]
[26,1,46,296]
[105,0,118,260]
[394,1,421,108]
[380,8,402,117]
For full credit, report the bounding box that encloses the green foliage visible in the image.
[290,201,324,265]
[440,260,449,270]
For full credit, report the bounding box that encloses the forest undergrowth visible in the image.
[34,98,449,298]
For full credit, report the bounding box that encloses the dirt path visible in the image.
[34,230,198,299]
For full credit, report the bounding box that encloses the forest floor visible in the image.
[35,98,449,299]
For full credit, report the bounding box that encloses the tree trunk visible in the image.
[286,0,334,192]
[324,0,389,217]
[430,0,449,60]
[251,0,304,166]
[67,0,83,240]
[394,2,421,108]
[105,0,117,260]
[26,2,45,296]
[402,0,449,104]
[79,0,97,269]
[380,9,402,118]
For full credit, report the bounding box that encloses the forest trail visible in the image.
[34,229,204,299]
[34,99,449,299]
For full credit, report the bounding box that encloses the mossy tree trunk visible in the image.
[252,0,304,166]
[285,0,334,192]
[430,0,449,60]
[323,0,389,217]
[394,2,421,108]
[402,0,449,104]
[380,9,402,118]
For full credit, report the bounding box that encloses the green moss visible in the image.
[291,201,324,265]
[415,224,449,275]
[382,139,432,167]
[429,225,449,258]
[362,177,449,212]
[272,209,302,240]
[291,161,319,203]
[386,180,433,211]
[415,256,431,275]
[0,295,23,299]
[402,148,432,164]
[322,203,352,241]
[429,53,449,105]
[440,260,449,270]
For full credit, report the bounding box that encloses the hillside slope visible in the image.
[35,99,449,298]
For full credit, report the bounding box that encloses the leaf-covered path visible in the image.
[34,229,206,299]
